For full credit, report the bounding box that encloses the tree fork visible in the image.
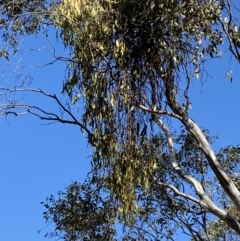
[164,68,240,213]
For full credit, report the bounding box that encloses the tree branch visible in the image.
[163,62,240,222]
[155,117,240,235]
[137,103,182,120]
[1,87,97,147]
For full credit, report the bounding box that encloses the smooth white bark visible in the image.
[156,117,240,235]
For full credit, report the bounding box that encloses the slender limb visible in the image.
[153,179,202,206]
[1,87,97,147]
[137,103,182,120]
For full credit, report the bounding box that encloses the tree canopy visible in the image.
[2,0,240,240]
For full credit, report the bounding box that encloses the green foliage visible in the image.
[41,129,240,241]
[190,204,240,241]
[0,49,9,60]
[41,180,117,241]
[49,0,226,218]
[0,0,59,55]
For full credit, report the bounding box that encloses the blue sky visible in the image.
[0,33,92,241]
[1,25,240,241]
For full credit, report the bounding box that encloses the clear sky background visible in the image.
[1,24,240,241]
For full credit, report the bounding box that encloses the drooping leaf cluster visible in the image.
[51,0,226,214]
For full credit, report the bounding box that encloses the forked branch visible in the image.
[156,116,240,235]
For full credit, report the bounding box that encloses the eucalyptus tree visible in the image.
[2,0,240,240]
[49,0,240,234]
